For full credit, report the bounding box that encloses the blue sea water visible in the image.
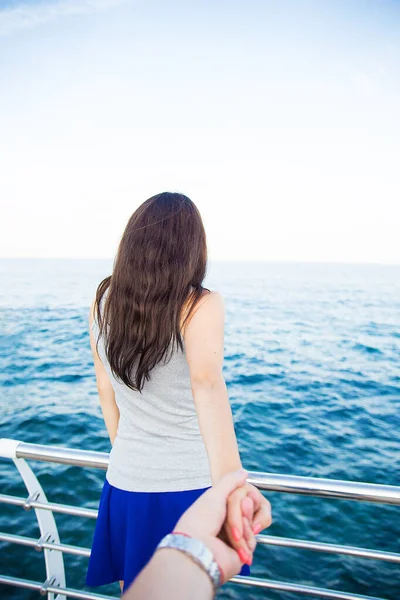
[0,258,399,600]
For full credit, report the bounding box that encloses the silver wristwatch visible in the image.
[157,533,222,592]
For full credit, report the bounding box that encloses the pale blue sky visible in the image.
[1,0,399,262]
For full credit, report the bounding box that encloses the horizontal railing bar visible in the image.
[2,439,399,505]
[16,441,109,469]
[0,574,42,591]
[258,534,400,563]
[0,574,117,599]
[48,584,118,599]
[0,493,25,507]
[247,472,400,505]
[0,531,91,557]
[0,493,98,518]
[231,575,385,600]
[1,525,398,566]
[0,573,385,600]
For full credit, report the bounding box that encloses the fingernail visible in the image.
[252,524,262,535]
[232,526,241,542]
[237,548,250,564]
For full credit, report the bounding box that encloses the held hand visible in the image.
[224,482,272,564]
[174,469,251,582]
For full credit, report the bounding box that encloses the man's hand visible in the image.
[175,469,255,582]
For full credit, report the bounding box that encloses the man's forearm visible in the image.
[123,548,213,600]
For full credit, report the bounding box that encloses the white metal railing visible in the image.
[1,438,400,600]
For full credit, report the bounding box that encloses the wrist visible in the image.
[211,462,243,486]
[172,530,226,583]
[158,532,223,591]
[155,547,213,595]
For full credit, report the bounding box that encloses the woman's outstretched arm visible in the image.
[89,300,120,445]
[184,292,242,484]
[184,291,272,564]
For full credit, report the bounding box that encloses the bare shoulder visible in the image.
[196,290,224,312]
[185,290,224,329]
[181,290,224,335]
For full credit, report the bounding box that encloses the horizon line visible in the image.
[1,256,400,267]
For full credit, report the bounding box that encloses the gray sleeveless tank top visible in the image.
[91,294,211,492]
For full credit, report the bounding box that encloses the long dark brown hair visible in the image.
[94,192,207,392]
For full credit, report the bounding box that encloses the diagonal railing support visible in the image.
[0,438,66,600]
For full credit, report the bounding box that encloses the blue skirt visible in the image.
[86,478,250,592]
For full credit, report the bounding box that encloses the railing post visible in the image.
[0,439,66,600]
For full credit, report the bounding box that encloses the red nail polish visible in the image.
[237,548,249,564]
[252,524,262,535]
[232,526,241,542]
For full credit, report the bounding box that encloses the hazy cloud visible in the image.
[0,0,124,36]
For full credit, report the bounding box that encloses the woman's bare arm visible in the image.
[183,292,242,484]
[89,300,120,445]
[184,292,271,564]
